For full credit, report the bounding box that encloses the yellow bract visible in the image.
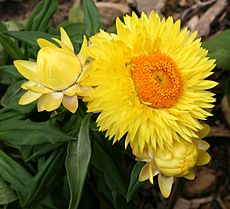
[14,28,90,113]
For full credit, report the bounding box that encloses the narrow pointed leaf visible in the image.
[66,114,92,209]
[91,140,126,196]
[0,150,32,202]
[126,162,144,202]
[0,65,22,85]
[83,0,100,37]
[0,119,75,146]
[26,0,58,31]
[22,148,65,207]
[0,33,23,59]
[0,177,18,205]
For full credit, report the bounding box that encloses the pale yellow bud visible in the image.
[154,141,198,177]
[37,47,81,90]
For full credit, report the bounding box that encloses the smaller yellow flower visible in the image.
[14,28,90,113]
[134,124,211,198]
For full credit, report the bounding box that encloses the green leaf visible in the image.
[92,140,126,196]
[1,80,36,114]
[0,33,23,59]
[22,147,65,207]
[0,22,7,32]
[65,114,92,209]
[26,0,58,31]
[25,143,62,162]
[112,192,137,209]
[126,162,144,202]
[68,0,84,23]
[202,30,230,70]
[4,20,25,31]
[0,119,75,146]
[0,107,23,122]
[0,150,32,202]
[0,65,22,85]
[0,177,18,205]
[6,31,55,47]
[83,0,100,37]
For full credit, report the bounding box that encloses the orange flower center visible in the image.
[130,52,183,108]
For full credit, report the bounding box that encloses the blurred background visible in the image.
[0,0,229,38]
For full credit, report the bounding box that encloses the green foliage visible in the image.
[126,162,144,202]
[0,33,23,59]
[203,30,230,70]
[0,0,142,208]
[83,0,101,37]
[25,0,58,31]
[66,114,91,209]
[0,177,18,205]
[0,65,22,85]
[203,29,230,107]
[6,31,55,47]
[68,0,84,23]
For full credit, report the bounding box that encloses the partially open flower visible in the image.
[134,124,211,198]
[14,28,90,113]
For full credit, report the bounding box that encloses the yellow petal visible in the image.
[60,27,74,51]
[197,124,210,138]
[21,81,53,94]
[51,38,72,52]
[184,170,195,180]
[62,95,78,113]
[37,47,81,90]
[38,96,45,112]
[196,140,210,151]
[158,174,173,198]
[196,151,211,166]
[43,92,63,111]
[37,38,57,48]
[64,84,79,96]
[19,91,42,105]
[78,36,88,65]
[14,60,38,82]
[75,85,93,97]
[139,163,151,182]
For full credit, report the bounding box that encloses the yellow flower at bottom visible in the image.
[134,125,211,198]
[14,28,90,113]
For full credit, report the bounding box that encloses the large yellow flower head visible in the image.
[83,11,217,153]
[14,28,89,113]
[134,124,211,198]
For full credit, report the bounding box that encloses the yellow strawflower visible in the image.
[14,28,89,113]
[82,11,217,153]
[134,124,211,198]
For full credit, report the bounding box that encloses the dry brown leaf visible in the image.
[135,0,166,16]
[173,197,191,209]
[184,170,216,196]
[195,0,228,37]
[187,15,199,31]
[96,2,130,26]
[221,96,230,127]
[191,197,214,208]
